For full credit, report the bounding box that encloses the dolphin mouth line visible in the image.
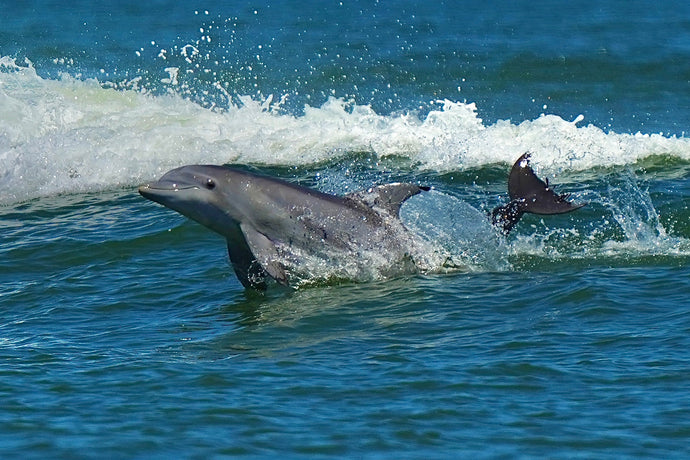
[140,184,200,192]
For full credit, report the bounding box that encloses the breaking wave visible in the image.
[2,56,690,205]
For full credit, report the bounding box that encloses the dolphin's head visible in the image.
[139,165,245,235]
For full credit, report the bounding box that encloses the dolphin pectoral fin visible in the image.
[347,183,430,216]
[239,223,289,286]
[226,237,269,290]
[492,153,586,234]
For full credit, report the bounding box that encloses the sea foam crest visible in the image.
[2,56,690,204]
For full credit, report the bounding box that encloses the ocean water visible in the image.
[3,1,690,458]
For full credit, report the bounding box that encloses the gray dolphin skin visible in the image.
[139,165,430,289]
[139,155,583,289]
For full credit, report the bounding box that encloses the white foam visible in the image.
[3,56,690,204]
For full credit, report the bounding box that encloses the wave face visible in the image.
[2,56,690,205]
[4,1,690,205]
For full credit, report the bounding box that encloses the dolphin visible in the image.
[139,154,583,289]
[139,166,431,289]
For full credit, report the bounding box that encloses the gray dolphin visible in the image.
[139,165,431,289]
[139,155,583,289]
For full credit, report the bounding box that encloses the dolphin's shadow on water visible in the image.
[229,278,415,329]
[182,277,441,359]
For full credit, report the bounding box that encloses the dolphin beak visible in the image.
[138,182,177,199]
[138,184,158,200]
[138,181,202,205]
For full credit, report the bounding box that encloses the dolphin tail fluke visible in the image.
[491,153,585,234]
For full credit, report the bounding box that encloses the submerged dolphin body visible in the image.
[139,154,583,289]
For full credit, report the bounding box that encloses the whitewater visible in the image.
[2,56,690,205]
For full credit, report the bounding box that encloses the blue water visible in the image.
[3,1,690,458]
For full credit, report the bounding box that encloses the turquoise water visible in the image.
[3,1,690,458]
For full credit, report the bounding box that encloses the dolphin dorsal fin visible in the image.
[347,183,430,216]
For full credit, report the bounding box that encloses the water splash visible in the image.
[508,170,690,266]
[3,56,690,205]
[599,172,690,259]
[401,191,510,272]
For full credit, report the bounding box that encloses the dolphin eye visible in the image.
[205,178,216,190]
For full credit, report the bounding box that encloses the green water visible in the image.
[3,159,690,458]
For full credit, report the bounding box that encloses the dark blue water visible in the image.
[2,1,690,458]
